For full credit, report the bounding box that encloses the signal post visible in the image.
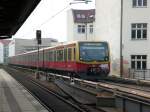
[35,30,42,79]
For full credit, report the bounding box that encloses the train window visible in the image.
[52,51,54,61]
[49,51,53,61]
[54,51,57,62]
[33,53,36,62]
[40,51,43,61]
[57,50,64,61]
[46,51,48,61]
[42,50,45,61]
[64,49,67,61]
[28,55,30,62]
[68,48,72,61]
[73,48,76,61]
[44,51,47,61]
[39,52,42,61]
[49,51,51,61]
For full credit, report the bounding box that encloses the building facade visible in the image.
[9,38,58,57]
[95,0,121,76]
[0,40,11,64]
[67,9,95,41]
[95,0,150,79]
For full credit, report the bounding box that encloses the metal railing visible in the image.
[128,68,150,80]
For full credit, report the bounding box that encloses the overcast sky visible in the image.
[13,0,95,42]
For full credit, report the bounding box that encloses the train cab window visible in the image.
[68,48,72,61]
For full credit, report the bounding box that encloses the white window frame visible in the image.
[131,23,147,40]
[131,55,147,70]
[132,0,147,8]
[77,25,85,34]
[89,25,93,33]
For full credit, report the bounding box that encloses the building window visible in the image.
[89,25,93,33]
[81,14,85,18]
[131,23,147,40]
[78,25,85,34]
[133,0,147,7]
[77,14,81,18]
[131,55,147,69]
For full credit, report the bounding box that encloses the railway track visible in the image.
[3,65,150,112]
[3,66,93,112]
[5,65,150,100]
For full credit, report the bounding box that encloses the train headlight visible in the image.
[100,64,109,69]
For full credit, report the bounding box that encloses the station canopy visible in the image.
[0,0,41,39]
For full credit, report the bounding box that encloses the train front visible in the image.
[77,41,110,79]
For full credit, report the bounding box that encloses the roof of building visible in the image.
[72,9,95,23]
[0,0,41,39]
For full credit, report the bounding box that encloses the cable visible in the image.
[15,0,92,38]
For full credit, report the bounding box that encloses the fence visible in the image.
[128,69,150,80]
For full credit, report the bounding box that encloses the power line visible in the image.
[15,0,92,38]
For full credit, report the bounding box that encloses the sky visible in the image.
[13,0,95,42]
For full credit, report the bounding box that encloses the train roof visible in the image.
[9,40,108,57]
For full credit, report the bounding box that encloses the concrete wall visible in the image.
[9,40,16,57]
[0,43,4,63]
[67,9,74,41]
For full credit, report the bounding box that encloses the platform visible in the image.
[0,69,48,112]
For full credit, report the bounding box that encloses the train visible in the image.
[8,41,110,80]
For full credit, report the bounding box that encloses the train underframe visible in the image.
[9,63,109,81]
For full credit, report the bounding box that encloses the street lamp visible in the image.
[36,30,42,79]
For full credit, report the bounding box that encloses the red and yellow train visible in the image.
[8,41,110,79]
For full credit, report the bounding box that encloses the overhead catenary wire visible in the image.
[15,0,92,38]
[18,4,70,38]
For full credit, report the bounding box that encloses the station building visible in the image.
[8,38,58,57]
[95,0,150,79]
[67,9,95,41]
[0,40,11,64]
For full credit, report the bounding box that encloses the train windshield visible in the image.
[79,42,109,62]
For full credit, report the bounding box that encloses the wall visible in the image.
[67,9,74,41]
[0,43,4,63]
[95,0,121,75]
[123,0,150,72]
[67,9,95,41]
